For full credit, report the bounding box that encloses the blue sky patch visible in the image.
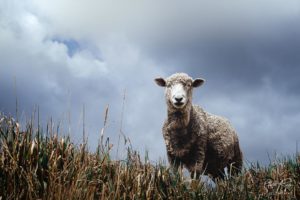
[51,38,81,57]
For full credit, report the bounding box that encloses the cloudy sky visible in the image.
[1,0,300,164]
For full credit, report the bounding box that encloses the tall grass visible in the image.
[0,114,299,199]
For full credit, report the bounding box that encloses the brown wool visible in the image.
[157,73,243,179]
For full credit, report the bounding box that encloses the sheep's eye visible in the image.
[166,84,171,88]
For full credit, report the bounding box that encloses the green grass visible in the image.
[0,115,299,199]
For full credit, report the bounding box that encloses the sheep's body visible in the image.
[163,105,243,178]
[156,73,243,178]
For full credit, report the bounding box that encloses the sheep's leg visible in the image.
[185,158,205,179]
[165,148,183,175]
[190,169,201,179]
[167,153,182,172]
[227,143,243,176]
[190,131,207,179]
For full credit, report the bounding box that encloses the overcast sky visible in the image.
[1,0,300,164]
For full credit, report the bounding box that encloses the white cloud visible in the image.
[0,1,168,160]
[28,0,300,44]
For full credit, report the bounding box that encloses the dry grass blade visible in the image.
[0,114,299,199]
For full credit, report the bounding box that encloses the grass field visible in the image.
[0,114,299,199]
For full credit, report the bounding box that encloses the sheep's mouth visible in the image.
[174,102,184,107]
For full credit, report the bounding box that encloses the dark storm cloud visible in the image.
[143,18,300,93]
[136,14,300,163]
[1,0,300,164]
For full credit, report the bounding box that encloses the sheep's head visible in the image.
[155,73,205,110]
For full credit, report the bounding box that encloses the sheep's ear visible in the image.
[192,78,205,87]
[155,77,166,87]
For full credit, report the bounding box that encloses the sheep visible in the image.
[155,73,243,179]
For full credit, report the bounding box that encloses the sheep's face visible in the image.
[155,73,205,110]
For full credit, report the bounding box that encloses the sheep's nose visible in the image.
[175,97,183,102]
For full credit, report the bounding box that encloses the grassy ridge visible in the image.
[0,115,299,199]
